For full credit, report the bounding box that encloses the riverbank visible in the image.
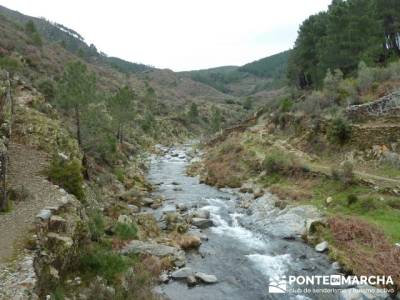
[190,119,400,296]
[148,145,393,300]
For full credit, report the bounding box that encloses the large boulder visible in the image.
[195,272,218,284]
[192,218,213,229]
[171,267,193,279]
[175,234,201,250]
[120,240,186,267]
[192,209,210,220]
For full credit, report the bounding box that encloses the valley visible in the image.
[0,1,399,299]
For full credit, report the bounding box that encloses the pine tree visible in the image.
[108,86,135,144]
[57,61,96,147]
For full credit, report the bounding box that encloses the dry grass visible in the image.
[269,185,312,201]
[202,136,260,188]
[328,216,400,289]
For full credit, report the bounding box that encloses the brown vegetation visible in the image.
[328,216,400,289]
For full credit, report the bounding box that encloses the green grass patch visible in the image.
[306,178,400,242]
[114,222,138,240]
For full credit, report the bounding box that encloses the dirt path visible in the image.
[0,143,64,262]
[251,139,400,189]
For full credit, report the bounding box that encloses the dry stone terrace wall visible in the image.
[346,91,400,121]
[0,70,13,210]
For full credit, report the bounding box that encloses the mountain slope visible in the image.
[0,5,245,132]
[179,50,290,97]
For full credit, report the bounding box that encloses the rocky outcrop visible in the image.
[120,240,186,267]
[242,193,324,239]
[33,192,89,297]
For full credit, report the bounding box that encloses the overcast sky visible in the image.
[0,0,331,71]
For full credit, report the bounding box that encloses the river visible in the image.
[148,144,342,300]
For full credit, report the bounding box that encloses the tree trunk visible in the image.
[120,124,123,144]
[75,105,82,147]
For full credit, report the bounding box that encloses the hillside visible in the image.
[0,4,244,131]
[179,50,290,97]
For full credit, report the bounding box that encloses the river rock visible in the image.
[142,198,154,206]
[192,218,213,229]
[36,209,52,221]
[176,203,188,212]
[159,272,169,284]
[171,267,193,279]
[242,196,324,238]
[176,234,201,250]
[331,262,341,270]
[127,204,140,213]
[195,272,218,284]
[120,240,186,266]
[193,209,210,219]
[162,205,177,214]
[253,189,264,199]
[187,275,197,287]
[315,241,329,252]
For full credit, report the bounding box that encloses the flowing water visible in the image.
[148,145,342,300]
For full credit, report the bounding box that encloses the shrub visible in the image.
[80,246,130,283]
[262,155,286,175]
[47,156,85,201]
[323,68,344,105]
[279,98,294,112]
[358,197,381,212]
[331,161,355,186]
[327,118,352,145]
[386,198,400,210]
[114,222,138,240]
[88,210,105,241]
[37,79,56,102]
[295,91,324,115]
[0,56,21,72]
[342,161,355,185]
[347,194,358,206]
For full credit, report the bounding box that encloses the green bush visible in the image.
[47,156,85,201]
[279,98,294,112]
[114,222,138,240]
[358,197,381,212]
[327,118,352,145]
[386,198,400,210]
[80,246,130,283]
[0,57,21,72]
[88,210,105,241]
[347,194,358,206]
[262,152,288,175]
[37,79,56,101]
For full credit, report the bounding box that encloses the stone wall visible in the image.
[346,91,400,121]
[34,191,89,298]
[350,124,400,150]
